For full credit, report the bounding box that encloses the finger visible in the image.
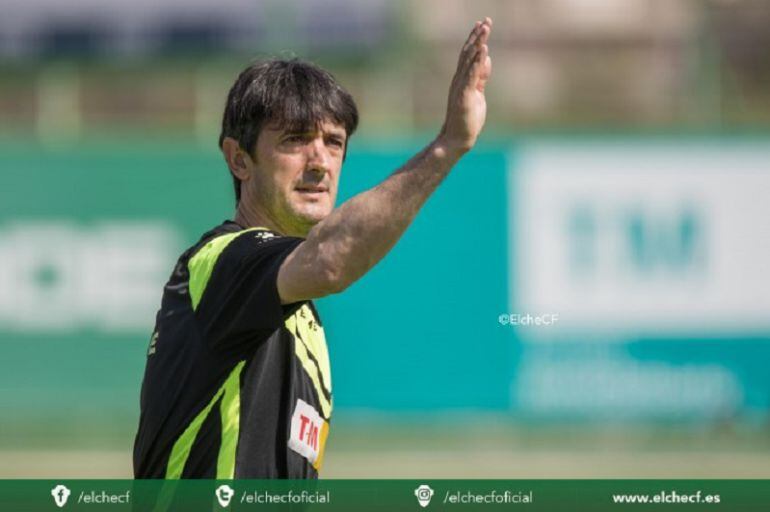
[465,19,492,75]
[465,18,491,50]
[469,44,486,78]
[477,19,492,46]
[473,45,492,92]
[452,18,492,91]
[460,21,482,55]
[460,24,489,74]
[465,43,490,92]
[451,22,482,90]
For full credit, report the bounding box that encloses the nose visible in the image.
[306,136,331,175]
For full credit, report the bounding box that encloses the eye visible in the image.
[326,136,344,148]
[284,134,306,143]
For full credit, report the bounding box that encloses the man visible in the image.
[134,17,493,479]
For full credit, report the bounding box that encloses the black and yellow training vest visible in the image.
[133,221,332,479]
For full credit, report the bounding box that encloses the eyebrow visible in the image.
[282,128,347,140]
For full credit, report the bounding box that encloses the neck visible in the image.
[234,200,284,234]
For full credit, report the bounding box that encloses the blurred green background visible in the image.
[1,0,769,478]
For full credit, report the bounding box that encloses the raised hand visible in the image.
[439,17,493,155]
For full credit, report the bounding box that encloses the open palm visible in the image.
[441,18,493,153]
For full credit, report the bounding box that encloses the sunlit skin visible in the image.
[225,120,348,237]
[222,17,493,303]
[275,18,493,303]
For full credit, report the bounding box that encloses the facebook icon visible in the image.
[51,484,71,508]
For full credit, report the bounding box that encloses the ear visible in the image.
[222,137,254,182]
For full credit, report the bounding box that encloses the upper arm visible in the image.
[277,238,345,304]
[194,231,304,350]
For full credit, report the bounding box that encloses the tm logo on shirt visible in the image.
[288,399,328,469]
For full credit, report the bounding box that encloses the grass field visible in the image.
[3,418,769,478]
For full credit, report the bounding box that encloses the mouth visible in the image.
[294,185,329,195]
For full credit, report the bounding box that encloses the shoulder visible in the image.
[186,223,299,310]
[188,224,303,289]
[188,223,292,263]
[218,227,303,264]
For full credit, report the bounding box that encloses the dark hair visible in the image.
[219,58,359,203]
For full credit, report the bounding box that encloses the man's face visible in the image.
[244,119,347,237]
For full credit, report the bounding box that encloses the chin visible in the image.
[303,210,332,225]
[292,206,332,231]
[295,201,333,220]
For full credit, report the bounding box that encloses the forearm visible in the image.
[316,141,460,289]
[307,138,461,290]
[277,17,492,303]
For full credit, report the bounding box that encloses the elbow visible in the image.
[319,261,353,295]
[310,226,370,296]
[315,239,358,295]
